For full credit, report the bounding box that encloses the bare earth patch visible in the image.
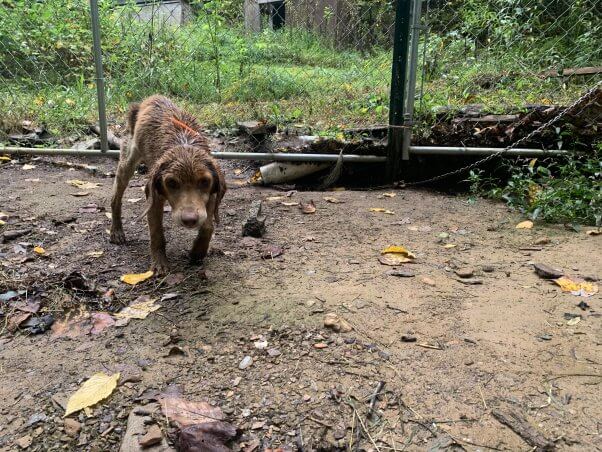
[0,157,600,451]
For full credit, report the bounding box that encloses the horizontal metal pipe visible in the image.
[409,146,569,157]
[1,145,569,161]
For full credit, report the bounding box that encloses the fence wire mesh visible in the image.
[0,0,600,153]
[413,0,602,151]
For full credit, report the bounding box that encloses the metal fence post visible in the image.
[387,0,412,182]
[89,0,109,152]
[401,0,423,161]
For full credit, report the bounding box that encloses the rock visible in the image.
[26,413,47,427]
[454,267,474,278]
[237,120,275,137]
[267,348,281,357]
[323,313,353,333]
[139,425,163,448]
[120,407,175,452]
[421,276,436,286]
[401,335,417,343]
[386,269,415,277]
[534,237,551,245]
[64,419,82,437]
[533,263,563,279]
[242,200,266,238]
[2,229,31,243]
[15,435,33,449]
[482,265,495,273]
[239,356,253,370]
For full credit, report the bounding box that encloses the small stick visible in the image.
[478,384,488,409]
[368,381,386,421]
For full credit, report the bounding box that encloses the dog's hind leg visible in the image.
[110,141,139,244]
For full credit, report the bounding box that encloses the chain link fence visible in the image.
[1,0,600,157]
[412,0,602,151]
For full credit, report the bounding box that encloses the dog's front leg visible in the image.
[110,142,138,244]
[148,197,169,274]
[189,222,214,265]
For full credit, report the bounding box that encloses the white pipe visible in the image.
[409,146,569,156]
[259,162,330,184]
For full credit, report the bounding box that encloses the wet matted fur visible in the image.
[109,95,226,274]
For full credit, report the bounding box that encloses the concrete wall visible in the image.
[128,1,192,26]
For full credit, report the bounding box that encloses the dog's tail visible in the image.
[126,102,141,134]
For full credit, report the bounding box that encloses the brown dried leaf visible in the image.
[299,200,316,214]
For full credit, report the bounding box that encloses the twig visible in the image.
[368,381,386,421]
[347,400,382,452]
[492,409,555,451]
[546,373,602,381]
[309,416,332,428]
[478,384,488,410]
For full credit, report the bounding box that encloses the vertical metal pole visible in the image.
[387,0,412,182]
[89,0,109,152]
[402,0,423,160]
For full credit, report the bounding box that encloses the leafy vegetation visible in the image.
[1,0,600,224]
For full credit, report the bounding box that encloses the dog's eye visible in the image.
[165,178,180,190]
[198,178,211,191]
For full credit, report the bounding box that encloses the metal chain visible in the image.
[401,81,602,187]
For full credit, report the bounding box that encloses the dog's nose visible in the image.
[180,210,199,228]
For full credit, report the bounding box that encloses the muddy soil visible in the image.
[0,156,600,451]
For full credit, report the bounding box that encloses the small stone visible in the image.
[242,200,266,238]
[482,265,495,273]
[2,229,31,243]
[267,348,281,357]
[302,394,311,402]
[421,276,436,286]
[64,419,82,437]
[534,237,551,245]
[464,360,474,366]
[401,335,417,343]
[239,356,253,370]
[138,425,163,448]
[454,267,474,278]
[386,269,415,278]
[533,263,563,279]
[241,408,251,418]
[15,435,32,449]
[233,377,242,387]
[251,420,266,430]
[323,313,352,333]
[254,340,268,350]
[313,343,328,349]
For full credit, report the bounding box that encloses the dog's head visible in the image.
[148,146,224,229]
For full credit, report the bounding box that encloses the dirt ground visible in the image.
[0,155,601,452]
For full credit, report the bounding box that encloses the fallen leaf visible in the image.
[126,198,142,204]
[7,312,31,333]
[0,219,5,226]
[585,229,601,236]
[64,372,120,417]
[24,178,41,182]
[105,212,112,220]
[22,164,36,170]
[443,243,457,249]
[51,309,92,338]
[323,197,344,204]
[114,296,161,320]
[178,422,237,452]
[381,245,416,259]
[266,196,284,202]
[370,208,395,215]
[86,251,104,258]
[300,200,316,214]
[382,192,396,198]
[0,155,10,162]
[120,270,154,285]
[79,203,100,214]
[33,246,46,255]
[280,201,299,207]
[67,179,101,190]
[421,277,436,286]
[554,276,598,297]
[71,192,89,197]
[516,220,533,229]
[261,244,283,259]
[90,313,115,334]
[159,392,225,427]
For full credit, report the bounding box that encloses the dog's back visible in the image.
[127,95,209,166]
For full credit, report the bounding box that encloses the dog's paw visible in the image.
[188,252,206,266]
[151,257,170,276]
[109,229,126,245]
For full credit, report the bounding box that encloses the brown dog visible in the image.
[110,95,226,274]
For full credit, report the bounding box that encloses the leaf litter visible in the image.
[64,372,120,417]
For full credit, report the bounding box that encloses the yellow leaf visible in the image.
[86,251,104,258]
[381,245,416,259]
[443,243,457,249]
[585,229,601,236]
[33,246,46,255]
[370,208,395,215]
[516,220,533,229]
[66,179,101,190]
[0,220,5,226]
[120,270,154,285]
[528,158,537,169]
[22,164,36,170]
[567,317,581,326]
[555,276,598,297]
[113,296,160,320]
[64,373,120,417]
[0,156,10,162]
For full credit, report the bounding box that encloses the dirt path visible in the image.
[1,157,600,451]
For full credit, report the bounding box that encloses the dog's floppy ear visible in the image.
[206,159,226,224]
[148,160,169,201]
